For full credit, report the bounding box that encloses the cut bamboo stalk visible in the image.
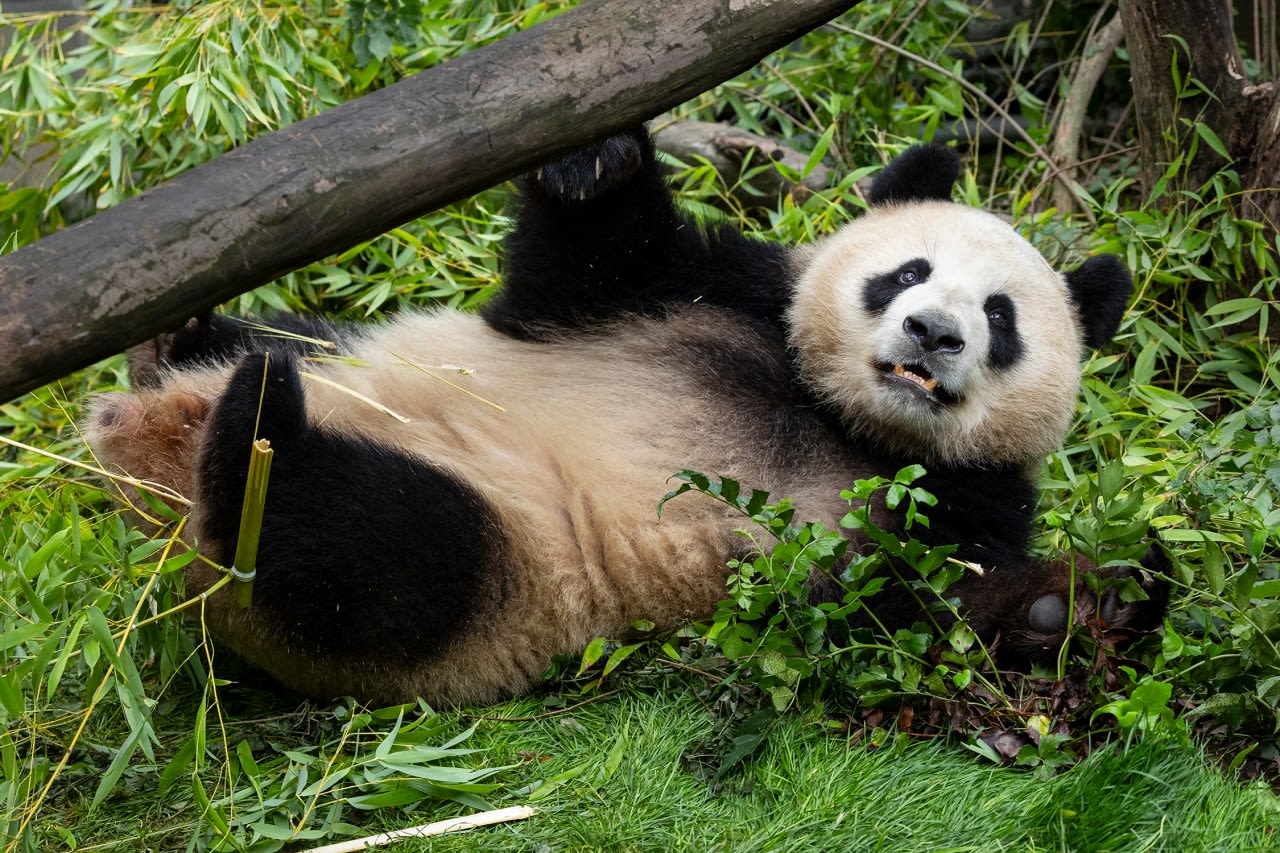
[231,438,273,608]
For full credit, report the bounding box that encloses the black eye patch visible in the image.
[862,258,931,316]
[985,293,1023,369]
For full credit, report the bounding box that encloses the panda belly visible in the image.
[307,311,807,612]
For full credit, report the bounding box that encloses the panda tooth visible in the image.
[892,363,939,394]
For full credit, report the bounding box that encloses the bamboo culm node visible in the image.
[232,438,274,608]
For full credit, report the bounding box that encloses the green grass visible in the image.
[414,688,1278,853]
[27,675,1280,852]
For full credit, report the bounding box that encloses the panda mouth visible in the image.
[893,363,938,393]
[879,362,957,404]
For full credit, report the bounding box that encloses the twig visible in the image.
[390,351,506,412]
[835,24,1068,205]
[302,806,536,853]
[0,433,190,507]
[1050,12,1126,212]
[297,371,411,422]
[655,658,726,684]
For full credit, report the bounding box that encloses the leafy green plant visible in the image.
[191,702,508,851]
[1095,670,1180,740]
[966,713,1078,780]
[658,468,990,718]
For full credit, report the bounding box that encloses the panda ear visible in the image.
[1064,254,1132,349]
[867,144,961,205]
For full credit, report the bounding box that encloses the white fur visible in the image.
[89,309,860,704]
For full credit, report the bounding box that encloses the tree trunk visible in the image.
[1119,0,1244,190]
[1119,0,1280,230]
[1233,81,1280,231]
[0,0,858,404]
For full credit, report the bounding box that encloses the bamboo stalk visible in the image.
[232,438,273,608]
[302,805,536,853]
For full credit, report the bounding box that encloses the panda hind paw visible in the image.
[531,130,645,204]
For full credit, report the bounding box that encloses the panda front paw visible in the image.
[1093,545,1171,637]
[530,129,647,204]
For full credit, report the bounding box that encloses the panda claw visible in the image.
[527,130,646,205]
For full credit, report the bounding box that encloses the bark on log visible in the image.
[0,0,858,403]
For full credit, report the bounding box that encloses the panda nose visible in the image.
[904,312,965,354]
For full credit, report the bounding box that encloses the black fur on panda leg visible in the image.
[486,125,794,340]
[191,352,505,678]
[486,126,685,338]
[813,541,1169,668]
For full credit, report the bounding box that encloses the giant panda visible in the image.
[86,127,1165,707]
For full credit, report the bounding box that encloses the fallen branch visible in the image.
[652,117,831,204]
[302,805,536,853]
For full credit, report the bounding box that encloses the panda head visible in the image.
[786,144,1131,469]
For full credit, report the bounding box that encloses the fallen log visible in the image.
[0,0,858,403]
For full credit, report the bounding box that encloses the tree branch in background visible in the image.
[652,117,831,205]
[1050,12,1125,214]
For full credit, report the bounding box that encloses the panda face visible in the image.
[787,201,1086,468]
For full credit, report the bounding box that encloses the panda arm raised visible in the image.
[484,127,793,338]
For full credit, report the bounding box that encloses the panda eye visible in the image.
[865,259,932,316]
[985,294,1015,330]
[985,294,1022,369]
